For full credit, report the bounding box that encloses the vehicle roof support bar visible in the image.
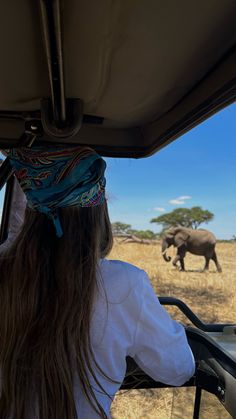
[39,0,66,126]
[39,0,83,138]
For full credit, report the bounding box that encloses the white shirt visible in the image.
[74,259,195,418]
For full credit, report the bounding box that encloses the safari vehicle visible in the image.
[0,1,236,418]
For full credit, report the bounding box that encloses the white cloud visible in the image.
[169,196,192,205]
[178,196,191,200]
[154,207,165,212]
[169,199,185,205]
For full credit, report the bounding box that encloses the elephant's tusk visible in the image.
[162,250,167,255]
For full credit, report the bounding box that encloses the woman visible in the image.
[0,145,195,419]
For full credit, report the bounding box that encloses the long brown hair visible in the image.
[0,201,113,419]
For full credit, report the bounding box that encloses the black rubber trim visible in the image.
[146,77,236,158]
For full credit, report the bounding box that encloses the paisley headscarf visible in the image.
[8,145,106,237]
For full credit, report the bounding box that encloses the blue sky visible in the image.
[105,102,236,239]
[0,102,236,239]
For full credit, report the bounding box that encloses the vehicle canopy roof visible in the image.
[0,0,236,157]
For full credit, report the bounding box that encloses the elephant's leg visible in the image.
[172,254,180,268]
[212,251,222,273]
[179,257,185,271]
[173,247,186,271]
[203,257,210,271]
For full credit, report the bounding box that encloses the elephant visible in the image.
[161,227,222,272]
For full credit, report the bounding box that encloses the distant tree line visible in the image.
[112,206,215,240]
[111,222,159,240]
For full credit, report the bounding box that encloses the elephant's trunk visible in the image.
[162,240,171,262]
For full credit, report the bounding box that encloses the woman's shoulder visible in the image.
[101,259,144,275]
[98,259,146,302]
[100,258,144,280]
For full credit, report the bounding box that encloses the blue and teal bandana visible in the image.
[8,145,106,237]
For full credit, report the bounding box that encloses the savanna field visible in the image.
[109,240,236,419]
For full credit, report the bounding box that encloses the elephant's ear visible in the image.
[175,231,190,247]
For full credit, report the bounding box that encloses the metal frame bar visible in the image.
[0,126,40,191]
[0,123,41,243]
[193,387,202,419]
[38,0,83,138]
[0,175,15,244]
[0,158,14,191]
[159,297,233,332]
[39,0,66,127]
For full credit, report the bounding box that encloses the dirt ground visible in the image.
[109,240,236,419]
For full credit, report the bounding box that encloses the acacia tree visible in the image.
[111,222,131,235]
[130,230,159,239]
[150,206,214,230]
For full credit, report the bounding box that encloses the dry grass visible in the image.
[109,240,236,419]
